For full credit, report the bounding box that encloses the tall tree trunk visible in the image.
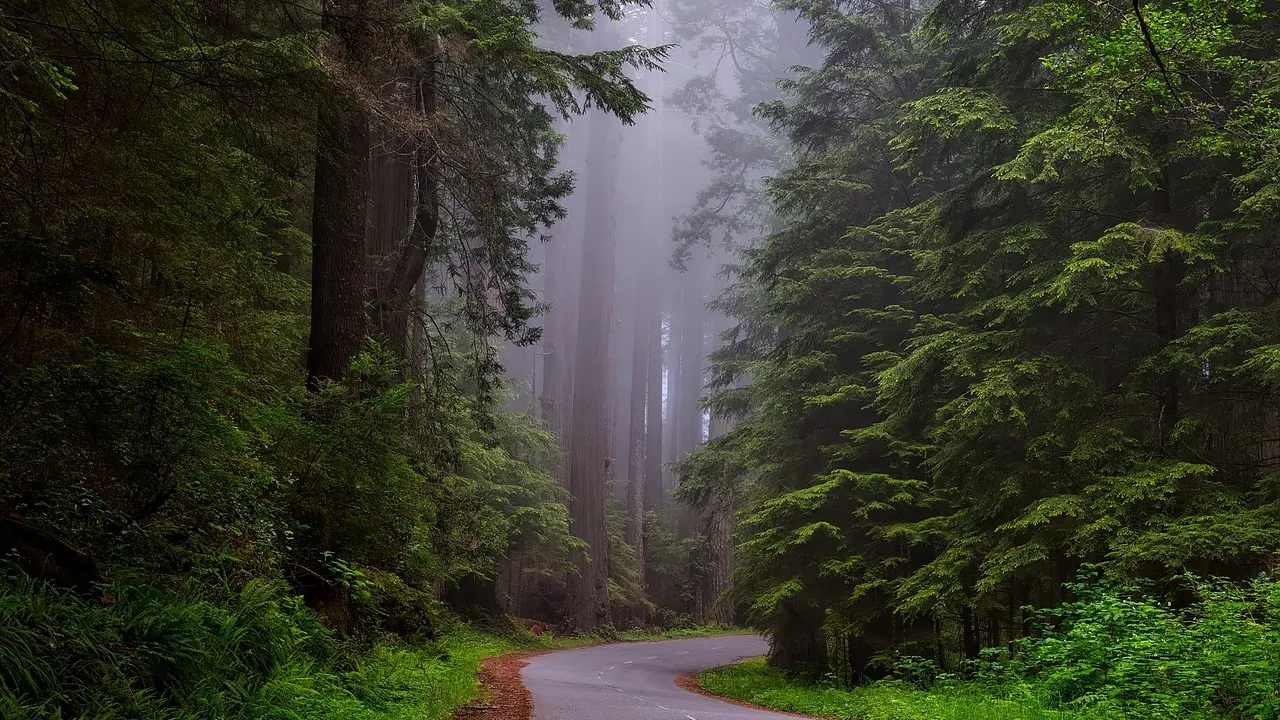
[644,306,665,511]
[612,289,635,504]
[374,67,438,363]
[1152,160,1185,452]
[307,1,373,385]
[541,113,586,484]
[565,109,622,631]
[629,12,666,579]
[699,411,734,624]
[676,254,706,458]
[674,254,707,536]
[367,123,411,354]
[668,307,685,461]
[625,288,649,579]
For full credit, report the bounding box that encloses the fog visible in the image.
[502,1,819,528]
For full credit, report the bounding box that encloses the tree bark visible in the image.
[307,1,373,385]
[645,306,665,511]
[373,67,438,362]
[540,112,586,484]
[676,254,707,459]
[701,412,735,624]
[1152,163,1184,452]
[367,123,410,353]
[625,288,649,581]
[674,254,707,536]
[565,109,622,631]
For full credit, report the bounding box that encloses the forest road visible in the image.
[522,634,805,720]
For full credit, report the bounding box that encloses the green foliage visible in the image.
[641,509,695,626]
[685,0,1280,682]
[0,571,336,720]
[698,659,1096,720]
[0,570,596,720]
[996,574,1280,720]
[0,0,672,715]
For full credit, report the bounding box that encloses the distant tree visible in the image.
[565,105,624,631]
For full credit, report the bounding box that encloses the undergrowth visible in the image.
[699,574,1280,720]
[0,569,746,720]
[698,660,1105,720]
[0,574,575,720]
[616,625,747,641]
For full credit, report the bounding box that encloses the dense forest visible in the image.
[673,0,1280,713]
[5,0,1280,718]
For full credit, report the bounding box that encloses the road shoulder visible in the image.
[452,649,551,720]
[675,671,819,719]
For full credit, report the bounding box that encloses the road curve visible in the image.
[522,634,802,720]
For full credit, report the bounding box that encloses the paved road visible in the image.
[522,634,802,720]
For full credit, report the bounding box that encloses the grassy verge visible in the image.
[336,628,575,720]
[695,659,1112,720]
[343,624,749,720]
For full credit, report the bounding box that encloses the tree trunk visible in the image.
[612,294,635,504]
[625,290,649,583]
[1152,166,1184,452]
[541,113,585,485]
[645,306,665,511]
[674,255,706,536]
[961,605,980,660]
[374,67,438,362]
[367,123,411,355]
[565,109,622,632]
[700,411,735,624]
[307,1,373,385]
[677,254,707,458]
[638,5,666,521]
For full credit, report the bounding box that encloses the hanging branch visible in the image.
[1131,0,1178,95]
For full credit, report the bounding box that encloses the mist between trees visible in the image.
[5,0,1280,718]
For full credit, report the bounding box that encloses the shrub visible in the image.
[1010,574,1280,719]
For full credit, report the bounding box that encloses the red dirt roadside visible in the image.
[451,650,552,720]
[675,673,816,719]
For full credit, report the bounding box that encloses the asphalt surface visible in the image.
[522,634,803,720]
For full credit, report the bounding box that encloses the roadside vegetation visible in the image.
[700,660,1089,720]
[698,574,1280,720]
[0,573,557,720]
[676,0,1280,718]
[0,1,733,718]
[0,568,742,720]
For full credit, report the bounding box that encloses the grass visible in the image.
[696,659,1117,720]
[338,628,570,720]
[342,624,750,720]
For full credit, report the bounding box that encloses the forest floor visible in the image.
[692,659,1111,720]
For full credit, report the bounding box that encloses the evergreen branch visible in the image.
[1130,0,1178,97]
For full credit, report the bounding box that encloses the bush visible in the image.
[0,569,555,720]
[1007,574,1280,719]
[0,570,347,720]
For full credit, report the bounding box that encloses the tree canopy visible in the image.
[680,0,1280,683]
